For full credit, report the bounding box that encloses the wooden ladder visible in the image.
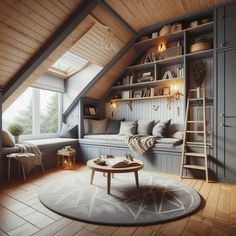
[180,88,209,182]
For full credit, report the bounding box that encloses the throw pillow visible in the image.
[106,118,124,134]
[119,121,137,136]
[60,123,78,138]
[90,119,107,134]
[2,129,15,147]
[137,120,154,135]
[152,119,172,137]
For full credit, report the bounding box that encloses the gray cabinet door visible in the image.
[217,3,236,48]
[217,49,236,181]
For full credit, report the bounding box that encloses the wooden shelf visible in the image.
[186,49,213,59]
[127,55,184,70]
[111,78,184,90]
[110,95,173,103]
[135,22,213,47]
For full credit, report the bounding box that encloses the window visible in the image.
[3,87,62,139]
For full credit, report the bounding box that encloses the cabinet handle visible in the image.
[220,113,225,117]
[220,42,225,47]
[220,123,225,127]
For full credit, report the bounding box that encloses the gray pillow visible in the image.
[90,119,107,134]
[137,120,154,135]
[60,123,78,138]
[2,129,15,147]
[106,119,124,134]
[119,121,137,136]
[152,119,172,137]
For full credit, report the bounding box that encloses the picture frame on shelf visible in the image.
[163,87,170,95]
[88,107,96,116]
[133,90,142,98]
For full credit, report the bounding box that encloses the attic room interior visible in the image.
[0,0,236,235]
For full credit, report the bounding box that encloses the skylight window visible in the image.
[49,52,89,78]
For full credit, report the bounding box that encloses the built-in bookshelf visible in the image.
[108,17,214,104]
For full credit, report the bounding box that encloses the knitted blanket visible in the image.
[127,135,156,155]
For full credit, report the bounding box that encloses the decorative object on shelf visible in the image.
[159,24,171,36]
[162,70,174,80]
[190,38,212,53]
[192,60,206,98]
[133,90,142,98]
[176,67,184,78]
[190,20,199,28]
[163,87,170,95]
[162,46,182,59]
[201,18,210,24]
[8,123,23,144]
[171,23,182,33]
[150,88,155,97]
[140,36,149,41]
[88,107,96,116]
[152,105,159,111]
[152,32,158,38]
[110,102,117,108]
[122,90,132,99]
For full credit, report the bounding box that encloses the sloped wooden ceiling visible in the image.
[0,0,84,89]
[69,5,133,67]
[105,0,228,31]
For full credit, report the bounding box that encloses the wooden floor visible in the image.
[0,165,235,236]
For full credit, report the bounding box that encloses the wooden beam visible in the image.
[2,0,99,103]
[97,0,136,36]
[63,32,141,119]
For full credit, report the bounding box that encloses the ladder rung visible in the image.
[186,142,205,146]
[189,98,204,101]
[183,164,206,170]
[185,152,206,157]
[187,130,204,134]
[187,121,204,123]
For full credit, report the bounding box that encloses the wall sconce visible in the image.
[158,42,166,53]
[110,101,117,108]
[171,84,183,100]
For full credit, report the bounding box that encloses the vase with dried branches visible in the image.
[192,60,207,98]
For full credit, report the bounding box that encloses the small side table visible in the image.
[6,153,45,181]
[57,149,76,168]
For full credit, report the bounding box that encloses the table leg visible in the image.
[134,171,139,188]
[107,172,111,194]
[8,158,11,182]
[90,169,95,184]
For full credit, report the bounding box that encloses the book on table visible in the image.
[107,157,141,168]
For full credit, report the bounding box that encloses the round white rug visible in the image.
[39,170,201,226]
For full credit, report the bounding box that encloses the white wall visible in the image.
[63,63,102,112]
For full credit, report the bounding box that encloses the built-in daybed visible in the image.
[78,120,183,175]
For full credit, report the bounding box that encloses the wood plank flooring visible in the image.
[0,165,235,236]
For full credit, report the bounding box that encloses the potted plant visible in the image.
[192,60,206,98]
[8,123,23,144]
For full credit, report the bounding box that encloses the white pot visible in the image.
[14,136,19,144]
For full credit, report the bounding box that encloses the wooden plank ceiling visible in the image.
[0,0,84,89]
[0,0,230,110]
[105,0,228,31]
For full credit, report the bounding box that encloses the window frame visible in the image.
[5,87,62,141]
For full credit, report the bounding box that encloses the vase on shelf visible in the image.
[196,87,201,98]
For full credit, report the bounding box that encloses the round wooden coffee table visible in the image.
[87,158,143,194]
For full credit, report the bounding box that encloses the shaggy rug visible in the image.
[39,170,201,226]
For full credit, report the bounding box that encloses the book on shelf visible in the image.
[122,90,132,99]
[107,157,141,168]
[150,87,155,97]
[176,67,184,78]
